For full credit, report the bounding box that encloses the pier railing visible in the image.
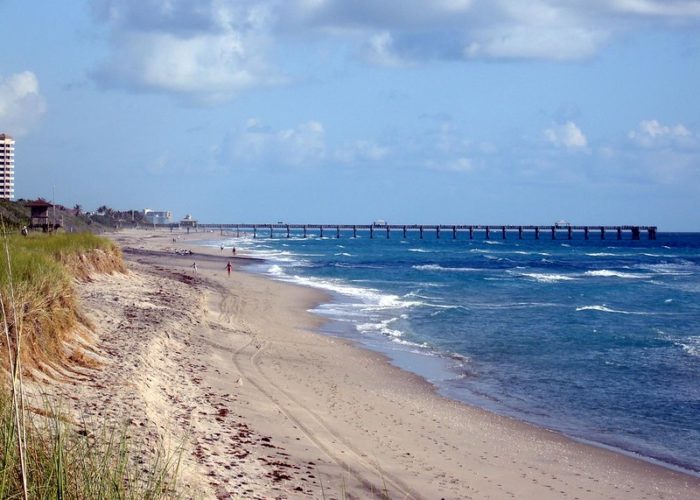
[163,223,658,240]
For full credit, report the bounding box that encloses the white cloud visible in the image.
[91,0,700,100]
[545,121,588,150]
[282,0,700,63]
[610,0,700,17]
[225,119,327,167]
[93,0,278,103]
[363,32,406,67]
[0,71,46,136]
[335,140,389,163]
[224,119,395,169]
[444,157,475,172]
[628,119,693,147]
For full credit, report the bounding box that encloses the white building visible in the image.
[0,133,15,200]
[143,209,172,225]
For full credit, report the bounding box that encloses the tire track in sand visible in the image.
[212,287,420,499]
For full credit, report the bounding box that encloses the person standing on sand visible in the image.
[192,262,198,275]
[226,261,233,276]
[220,244,224,252]
[232,247,236,255]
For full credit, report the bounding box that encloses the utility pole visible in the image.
[52,185,56,234]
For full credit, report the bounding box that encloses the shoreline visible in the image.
[83,229,700,497]
[189,231,700,480]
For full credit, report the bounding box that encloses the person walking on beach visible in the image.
[192,262,198,275]
[226,261,233,276]
[220,244,224,252]
[232,247,236,255]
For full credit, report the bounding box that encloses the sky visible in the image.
[1,1,699,230]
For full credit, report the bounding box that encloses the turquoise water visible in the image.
[207,231,700,474]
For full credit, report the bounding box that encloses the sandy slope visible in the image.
[41,229,700,499]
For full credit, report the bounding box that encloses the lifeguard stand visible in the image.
[26,199,61,232]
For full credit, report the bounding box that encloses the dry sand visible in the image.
[43,229,700,499]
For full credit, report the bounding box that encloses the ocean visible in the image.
[203,230,700,475]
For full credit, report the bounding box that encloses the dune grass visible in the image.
[0,230,181,499]
[0,392,182,499]
[0,232,126,371]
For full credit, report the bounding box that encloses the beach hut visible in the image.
[26,199,61,232]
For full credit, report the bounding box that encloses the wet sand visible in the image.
[48,228,700,499]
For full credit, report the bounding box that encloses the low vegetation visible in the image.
[0,231,180,499]
[1,232,125,370]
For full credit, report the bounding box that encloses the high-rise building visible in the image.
[0,133,15,200]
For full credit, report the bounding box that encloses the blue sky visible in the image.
[1,1,699,229]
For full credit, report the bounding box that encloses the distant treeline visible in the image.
[1,199,150,231]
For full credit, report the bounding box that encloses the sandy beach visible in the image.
[44,228,700,499]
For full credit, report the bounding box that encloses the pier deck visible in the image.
[169,223,658,240]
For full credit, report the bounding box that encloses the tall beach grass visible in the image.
[1,230,181,499]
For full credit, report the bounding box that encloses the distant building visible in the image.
[180,214,197,228]
[143,208,172,225]
[0,133,15,200]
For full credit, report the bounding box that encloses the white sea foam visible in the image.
[403,291,435,300]
[484,240,503,245]
[585,252,618,257]
[576,305,628,314]
[408,248,433,253]
[519,272,576,283]
[575,305,650,315]
[357,318,403,338]
[268,264,285,276]
[584,270,646,279]
[276,273,424,312]
[412,264,480,272]
[637,262,696,276]
[678,336,700,358]
[334,252,353,257]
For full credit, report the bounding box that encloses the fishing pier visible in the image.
[187,224,658,240]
